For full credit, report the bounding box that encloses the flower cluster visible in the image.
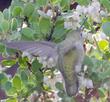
[64,0,108,30]
[64,11,80,29]
[76,0,101,22]
[37,56,57,68]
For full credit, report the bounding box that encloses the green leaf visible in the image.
[62,96,75,102]
[101,22,110,36]
[6,48,18,56]
[18,57,28,69]
[20,71,28,83]
[3,81,12,92]
[6,98,17,102]
[100,0,110,11]
[9,32,21,40]
[98,40,109,51]
[21,27,35,40]
[37,0,48,6]
[12,75,22,91]
[2,60,16,68]
[23,3,34,17]
[0,73,8,84]
[55,82,64,91]
[31,59,43,83]
[11,18,18,31]
[57,91,65,98]
[37,10,49,18]
[3,9,11,20]
[83,56,94,68]
[12,6,22,16]
[60,0,71,11]
[6,87,17,96]
[0,11,4,21]
[53,19,67,42]
[29,10,39,22]
[0,20,9,32]
[31,59,42,73]
[0,43,5,53]
[50,0,61,5]
[90,72,100,83]
[39,18,51,34]
[76,0,91,5]
[98,88,106,97]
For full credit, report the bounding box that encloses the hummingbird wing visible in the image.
[4,41,58,60]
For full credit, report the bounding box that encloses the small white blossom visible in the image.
[63,11,81,29]
[64,21,73,29]
[82,31,93,42]
[86,79,94,88]
[37,56,57,68]
[103,83,109,90]
[78,73,93,89]
[93,31,107,41]
[1,99,6,102]
[0,65,5,72]
[99,31,107,39]
[22,22,27,28]
[76,5,84,13]
[46,9,53,17]
[72,11,80,21]
[76,5,87,14]
[86,43,93,52]
[84,65,88,72]
[87,1,101,22]
[76,1,101,22]
[44,71,63,89]
[100,10,107,17]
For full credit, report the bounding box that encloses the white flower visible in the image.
[82,31,88,39]
[87,1,101,22]
[99,32,107,39]
[76,5,87,14]
[86,79,93,88]
[72,11,80,21]
[76,5,83,13]
[37,56,57,68]
[63,11,81,29]
[46,9,53,17]
[43,72,63,90]
[93,31,107,41]
[91,1,100,11]
[82,31,93,42]
[78,73,93,89]
[86,43,93,52]
[0,65,8,72]
[22,22,27,28]
[76,1,101,22]
[64,21,73,29]
[100,10,108,17]
[0,99,6,102]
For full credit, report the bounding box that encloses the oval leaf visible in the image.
[12,75,22,91]
[23,3,34,17]
[102,22,110,36]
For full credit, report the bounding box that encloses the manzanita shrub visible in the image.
[0,0,110,102]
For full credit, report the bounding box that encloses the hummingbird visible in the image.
[3,29,84,97]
